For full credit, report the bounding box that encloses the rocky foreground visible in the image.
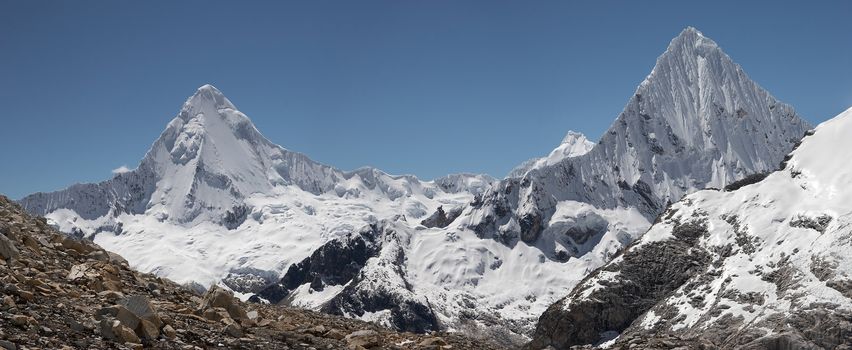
[0,195,501,350]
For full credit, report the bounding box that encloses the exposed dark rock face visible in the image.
[526,217,711,349]
[563,214,608,246]
[789,214,833,233]
[254,221,441,335]
[256,224,382,304]
[420,205,462,228]
[221,204,249,230]
[321,247,440,334]
[604,307,852,350]
[221,267,277,294]
[723,172,769,191]
[519,212,544,243]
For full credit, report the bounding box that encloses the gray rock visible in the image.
[526,218,711,349]
[0,339,15,350]
[0,233,19,261]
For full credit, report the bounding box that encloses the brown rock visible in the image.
[162,324,177,340]
[16,290,33,302]
[97,290,125,302]
[138,319,159,340]
[2,295,15,308]
[345,330,379,349]
[60,237,94,254]
[326,328,346,340]
[203,307,229,322]
[107,252,129,266]
[87,249,110,262]
[419,337,447,347]
[224,322,243,338]
[11,314,36,328]
[199,285,248,321]
[22,235,40,251]
[100,318,141,344]
[114,323,141,344]
[307,325,327,335]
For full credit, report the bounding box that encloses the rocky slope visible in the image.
[527,108,852,349]
[0,194,501,350]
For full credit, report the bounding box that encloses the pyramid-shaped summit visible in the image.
[465,26,811,246]
[20,85,346,225]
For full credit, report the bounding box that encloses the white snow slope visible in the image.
[19,85,493,290]
[17,27,812,343]
[638,107,852,332]
[553,107,852,348]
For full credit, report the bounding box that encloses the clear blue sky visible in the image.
[2,1,851,199]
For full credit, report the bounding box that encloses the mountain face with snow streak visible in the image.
[528,108,852,350]
[465,26,809,251]
[17,27,814,346]
[21,85,345,226]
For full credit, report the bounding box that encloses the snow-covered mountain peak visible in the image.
[191,83,232,103]
[560,130,587,145]
[480,27,809,255]
[545,131,594,165]
[506,131,594,178]
[641,26,726,91]
[659,26,718,61]
[671,26,711,45]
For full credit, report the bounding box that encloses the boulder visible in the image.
[326,328,346,340]
[0,233,19,261]
[112,322,141,344]
[100,318,141,344]
[121,295,162,339]
[97,305,141,331]
[345,329,379,348]
[107,252,129,266]
[223,322,243,338]
[2,295,15,309]
[97,290,125,302]
[138,319,159,340]
[162,324,177,340]
[60,237,94,254]
[0,339,16,350]
[418,337,447,347]
[11,314,36,328]
[97,296,162,340]
[199,285,247,321]
[67,263,98,281]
